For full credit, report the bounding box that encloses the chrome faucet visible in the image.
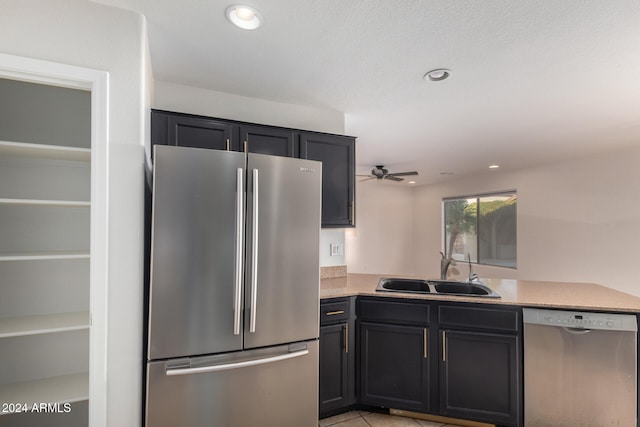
[467,253,479,283]
[440,251,456,280]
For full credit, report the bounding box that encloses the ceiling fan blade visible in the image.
[359,177,376,182]
[384,175,404,182]
[356,174,373,177]
[388,171,418,177]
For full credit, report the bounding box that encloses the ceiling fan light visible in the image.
[226,5,263,30]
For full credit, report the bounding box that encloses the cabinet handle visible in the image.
[442,331,446,362]
[226,138,230,151]
[325,310,345,316]
[350,201,355,226]
[423,328,427,359]
[344,323,349,354]
[244,140,247,153]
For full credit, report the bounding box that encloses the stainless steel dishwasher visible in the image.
[523,308,637,426]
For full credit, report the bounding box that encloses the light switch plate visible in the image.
[330,243,344,257]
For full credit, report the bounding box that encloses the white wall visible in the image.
[0,1,148,425]
[346,181,416,276]
[412,144,640,296]
[350,144,640,296]
[320,229,346,267]
[154,80,345,134]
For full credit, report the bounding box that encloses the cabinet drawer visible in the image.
[320,299,350,325]
[358,298,429,326]
[438,304,520,332]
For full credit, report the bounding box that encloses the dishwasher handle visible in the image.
[563,327,592,335]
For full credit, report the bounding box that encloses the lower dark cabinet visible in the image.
[440,330,520,426]
[319,324,349,414]
[319,298,355,418]
[320,297,524,426]
[359,322,430,412]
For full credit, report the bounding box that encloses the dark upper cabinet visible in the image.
[300,133,355,228]
[151,110,236,151]
[438,304,522,427]
[240,125,296,157]
[151,110,357,227]
[319,298,356,418]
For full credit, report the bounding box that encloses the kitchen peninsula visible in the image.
[319,274,640,426]
[321,274,640,312]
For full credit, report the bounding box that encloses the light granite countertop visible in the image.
[320,273,640,313]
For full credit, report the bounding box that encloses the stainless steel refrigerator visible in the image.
[145,145,322,427]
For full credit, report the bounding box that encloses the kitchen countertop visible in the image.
[320,273,640,313]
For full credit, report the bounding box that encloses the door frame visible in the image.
[0,52,109,427]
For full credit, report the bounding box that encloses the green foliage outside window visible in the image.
[444,192,517,268]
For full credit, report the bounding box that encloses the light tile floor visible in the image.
[319,410,464,427]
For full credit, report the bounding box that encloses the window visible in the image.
[443,191,517,268]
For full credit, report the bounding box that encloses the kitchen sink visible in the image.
[376,278,500,298]
[428,280,500,298]
[378,278,431,293]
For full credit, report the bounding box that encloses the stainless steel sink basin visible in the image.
[427,280,500,298]
[378,278,431,293]
[376,278,500,298]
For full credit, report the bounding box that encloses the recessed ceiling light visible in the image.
[225,5,263,30]
[489,164,500,169]
[408,181,416,184]
[424,68,451,82]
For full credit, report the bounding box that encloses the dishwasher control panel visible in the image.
[523,308,638,332]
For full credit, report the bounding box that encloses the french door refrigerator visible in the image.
[145,145,322,427]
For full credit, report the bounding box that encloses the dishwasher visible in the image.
[523,308,637,426]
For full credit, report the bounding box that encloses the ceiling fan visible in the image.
[358,165,418,182]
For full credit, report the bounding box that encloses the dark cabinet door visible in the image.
[319,298,355,418]
[240,125,296,157]
[359,322,430,412]
[166,114,235,151]
[440,330,521,426]
[319,323,349,415]
[300,133,355,228]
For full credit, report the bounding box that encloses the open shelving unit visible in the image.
[0,372,89,406]
[0,136,91,418]
[0,53,112,427]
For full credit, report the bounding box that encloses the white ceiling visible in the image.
[95,0,640,185]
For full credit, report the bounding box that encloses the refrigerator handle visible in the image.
[249,168,259,333]
[165,349,309,376]
[233,167,244,336]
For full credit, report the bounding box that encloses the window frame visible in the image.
[443,190,517,269]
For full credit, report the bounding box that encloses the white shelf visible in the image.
[0,252,90,262]
[0,311,89,339]
[0,140,90,162]
[0,373,89,413]
[0,198,90,207]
